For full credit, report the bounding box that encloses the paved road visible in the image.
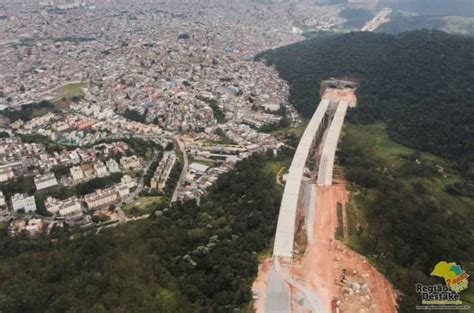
[171,137,188,202]
[361,8,392,32]
[114,148,160,222]
[273,258,328,313]
[115,206,128,223]
[266,265,291,313]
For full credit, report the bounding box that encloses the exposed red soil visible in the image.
[289,183,398,313]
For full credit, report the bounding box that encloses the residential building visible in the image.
[120,155,141,170]
[84,188,119,210]
[115,183,130,198]
[0,166,14,182]
[73,118,95,130]
[150,152,176,190]
[45,196,83,216]
[65,212,92,227]
[93,161,108,177]
[70,166,84,181]
[0,191,5,208]
[11,193,37,213]
[34,173,59,191]
[106,158,120,173]
[121,175,137,189]
[189,162,209,176]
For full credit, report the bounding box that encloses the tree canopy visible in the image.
[257,30,474,168]
[0,153,286,312]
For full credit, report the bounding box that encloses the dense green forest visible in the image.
[122,108,148,124]
[257,30,474,167]
[339,124,474,311]
[257,30,474,311]
[1,100,59,122]
[0,152,288,312]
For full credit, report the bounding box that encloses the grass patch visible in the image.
[0,222,8,232]
[272,122,306,142]
[256,249,272,263]
[123,196,166,217]
[345,197,358,238]
[345,192,371,252]
[262,160,288,177]
[335,202,343,240]
[293,219,308,259]
[343,123,412,169]
[57,82,85,98]
[192,159,219,168]
[52,82,85,108]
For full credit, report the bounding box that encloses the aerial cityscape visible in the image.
[0,0,473,312]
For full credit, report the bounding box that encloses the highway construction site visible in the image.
[253,80,398,313]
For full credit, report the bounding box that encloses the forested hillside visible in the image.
[257,30,474,168]
[257,30,474,312]
[0,152,289,313]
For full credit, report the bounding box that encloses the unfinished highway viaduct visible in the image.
[265,81,356,313]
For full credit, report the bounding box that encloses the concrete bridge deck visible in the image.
[266,87,354,313]
[272,98,330,258]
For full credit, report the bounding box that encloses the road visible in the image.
[171,137,188,202]
[361,8,392,32]
[273,258,328,313]
[115,206,128,223]
[114,148,161,222]
[134,148,161,197]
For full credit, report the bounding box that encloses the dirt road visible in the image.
[253,259,271,313]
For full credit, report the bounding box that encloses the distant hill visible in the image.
[380,0,474,17]
[376,13,474,36]
[257,30,474,167]
[377,0,474,35]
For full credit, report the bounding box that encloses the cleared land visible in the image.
[252,259,272,313]
[123,196,166,217]
[342,123,473,216]
[290,183,398,313]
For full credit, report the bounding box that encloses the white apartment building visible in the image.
[84,188,119,210]
[0,167,14,183]
[93,161,108,177]
[0,191,5,208]
[34,173,58,191]
[121,174,137,189]
[70,166,84,181]
[11,193,37,213]
[115,183,130,198]
[120,155,141,171]
[45,196,83,216]
[106,159,121,173]
[151,152,176,190]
